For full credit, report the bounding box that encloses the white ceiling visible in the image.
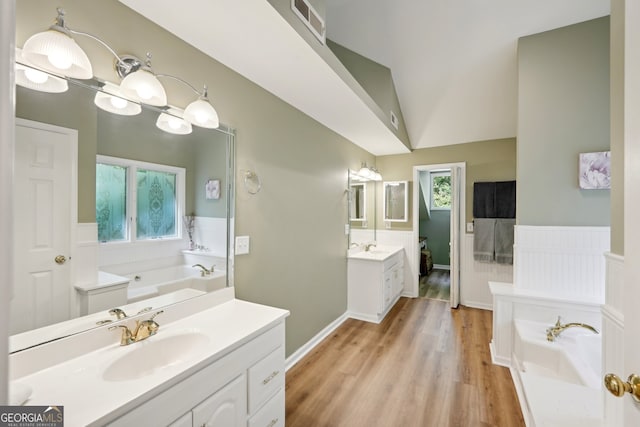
[325,0,610,149]
[120,0,609,154]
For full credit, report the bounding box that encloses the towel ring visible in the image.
[243,170,262,195]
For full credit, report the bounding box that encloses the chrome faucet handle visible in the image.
[109,324,134,346]
[109,308,128,320]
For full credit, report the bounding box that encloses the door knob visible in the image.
[54,255,66,265]
[604,373,640,402]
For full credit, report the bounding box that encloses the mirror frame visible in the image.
[383,180,408,222]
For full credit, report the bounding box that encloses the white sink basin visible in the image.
[103,331,210,382]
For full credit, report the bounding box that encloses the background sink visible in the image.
[103,331,210,382]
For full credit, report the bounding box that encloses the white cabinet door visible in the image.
[168,412,192,427]
[192,374,247,427]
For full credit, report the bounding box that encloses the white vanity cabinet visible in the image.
[108,321,286,427]
[348,248,405,323]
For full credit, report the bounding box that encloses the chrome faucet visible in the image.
[364,242,377,251]
[109,310,164,346]
[546,316,599,342]
[192,264,211,276]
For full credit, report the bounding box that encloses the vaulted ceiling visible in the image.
[121,0,610,154]
[325,0,610,149]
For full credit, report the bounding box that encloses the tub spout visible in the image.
[546,316,599,342]
[192,264,211,276]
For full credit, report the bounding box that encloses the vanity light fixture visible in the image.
[94,81,142,116]
[156,107,193,135]
[356,163,383,181]
[21,9,93,79]
[15,49,68,93]
[21,8,220,128]
[116,54,167,107]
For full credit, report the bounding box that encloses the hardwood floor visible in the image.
[419,269,451,301]
[285,298,524,427]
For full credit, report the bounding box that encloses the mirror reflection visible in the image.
[11,70,235,353]
[349,183,366,222]
[383,181,408,222]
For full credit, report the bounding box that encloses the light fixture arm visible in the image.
[156,73,207,99]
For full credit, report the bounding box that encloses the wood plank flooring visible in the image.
[419,269,451,301]
[285,298,524,427]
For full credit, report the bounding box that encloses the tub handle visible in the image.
[604,373,640,402]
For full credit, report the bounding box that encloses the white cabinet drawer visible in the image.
[248,388,285,427]
[248,346,284,413]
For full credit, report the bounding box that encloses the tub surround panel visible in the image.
[514,225,610,303]
[489,282,602,368]
[191,216,229,259]
[73,223,99,317]
[604,252,624,313]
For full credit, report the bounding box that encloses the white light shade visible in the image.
[94,82,141,116]
[357,166,373,180]
[22,29,93,79]
[156,108,192,135]
[120,69,167,107]
[15,63,68,93]
[183,98,219,129]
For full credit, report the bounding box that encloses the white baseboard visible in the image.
[489,341,510,367]
[462,300,493,311]
[433,264,450,270]
[285,312,349,371]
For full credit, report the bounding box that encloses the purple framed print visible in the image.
[579,151,611,189]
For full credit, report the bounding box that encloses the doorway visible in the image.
[412,163,465,308]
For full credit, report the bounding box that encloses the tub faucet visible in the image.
[192,264,211,276]
[546,316,599,342]
[364,242,377,251]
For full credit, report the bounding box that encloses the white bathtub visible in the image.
[512,320,603,426]
[124,265,227,303]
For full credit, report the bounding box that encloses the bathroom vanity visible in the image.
[347,246,405,323]
[9,288,289,426]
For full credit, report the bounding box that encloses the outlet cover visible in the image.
[235,236,250,255]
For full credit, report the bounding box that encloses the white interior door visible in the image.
[450,166,461,308]
[623,0,640,423]
[12,119,77,334]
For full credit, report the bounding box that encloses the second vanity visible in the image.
[347,245,405,323]
[9,287,289,426]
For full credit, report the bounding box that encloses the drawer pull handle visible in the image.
[262,370,280,385]
[267,418,279,427]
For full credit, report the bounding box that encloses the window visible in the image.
[430,171,451,210]
[96,156,185,243]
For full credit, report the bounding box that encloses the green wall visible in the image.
[420,210,451,266]
[610,1,624,255]
[376,138,517,230]
[327,40,410,145]
[16,0,375,357]
[517,17,610,227]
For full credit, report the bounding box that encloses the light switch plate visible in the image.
[467,222,474,233]
[235,236,250,255]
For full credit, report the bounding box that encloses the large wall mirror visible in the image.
[383,181,408,222]
[11,68,235,353]
[347,170,377,246]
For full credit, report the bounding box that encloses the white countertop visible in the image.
[347,245,403,261]
[12,297,289,426]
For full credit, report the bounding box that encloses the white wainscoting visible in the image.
[192,216,229,258]
[462,234,513,310]
[73,223,98,317]
[513,225,610,303]
[603,253,624,427]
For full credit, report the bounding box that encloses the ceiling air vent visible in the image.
[292,0,326,44]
